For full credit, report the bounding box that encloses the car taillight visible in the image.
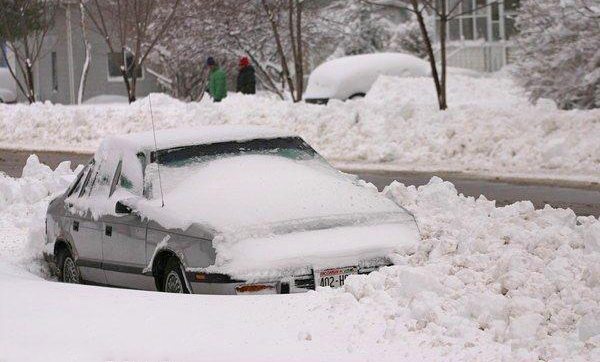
[235,283,277,295]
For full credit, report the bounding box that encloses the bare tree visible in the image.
[83,0,180,103]
[77,1,92,104]
[0,0,56,103]
[150,0,339,101]
[260,0,305,102]
[364,0,498,110]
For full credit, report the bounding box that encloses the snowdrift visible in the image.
[0,75,598,179]
[0,158,599,360]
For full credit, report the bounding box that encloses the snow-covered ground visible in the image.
[1,157,599,361]
[0,75,598,181]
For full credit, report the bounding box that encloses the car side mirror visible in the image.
[115,200,132,214]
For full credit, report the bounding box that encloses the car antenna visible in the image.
[148,94,165,207]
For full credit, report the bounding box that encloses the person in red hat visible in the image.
[236,56,256,95]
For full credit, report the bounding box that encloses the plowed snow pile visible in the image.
[0,75,598,179]
[0,159,599,360]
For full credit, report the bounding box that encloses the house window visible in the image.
[51,51,58,92]
[107,51,143,79]
[436,0,520,42]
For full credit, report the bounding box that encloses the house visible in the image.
[431,0,520,72]
[17,1,161,104]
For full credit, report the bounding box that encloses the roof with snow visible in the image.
[98,126,296,154]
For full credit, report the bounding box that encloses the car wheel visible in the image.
[163,257,190,294]
[58,249,81,284]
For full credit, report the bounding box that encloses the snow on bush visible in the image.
[513,0,600,110]
[0,75,599,179]
[0,155,78,274]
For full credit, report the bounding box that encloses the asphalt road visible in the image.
[1,149,599,217]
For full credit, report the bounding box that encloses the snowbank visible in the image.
[0,155,79,275]
[0,75,598,179]
[1,159,599,360]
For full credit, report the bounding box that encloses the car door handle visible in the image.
[72,220,79,232]
[105,225,112,237]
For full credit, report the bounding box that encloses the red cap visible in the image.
[239,57,250,67]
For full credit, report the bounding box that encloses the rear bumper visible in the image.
[186,262,391,295]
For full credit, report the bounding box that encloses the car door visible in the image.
[101,158,153,290]
[67,159,107,284]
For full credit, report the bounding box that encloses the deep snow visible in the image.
[0,75,598,180]
[0,157,599,361]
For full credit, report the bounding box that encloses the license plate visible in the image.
[314,266,358,288]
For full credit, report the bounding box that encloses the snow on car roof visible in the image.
[304,52,430,99]
[99,126,296,154]
[310,53,429,80]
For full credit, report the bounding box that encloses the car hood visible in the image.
[199,211,420,280]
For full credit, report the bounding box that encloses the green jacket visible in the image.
[208,67,227,102]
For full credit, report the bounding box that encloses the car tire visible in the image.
[163,257,190,294]
[57,248,81,284]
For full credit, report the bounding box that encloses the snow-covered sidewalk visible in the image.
[1,75,598,181]
[0,157,599,361]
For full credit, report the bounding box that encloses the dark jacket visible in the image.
[236,65,256,94]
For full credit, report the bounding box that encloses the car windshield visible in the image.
[154,137,318,166]
[145,137,330,197]
[137,136,402,231]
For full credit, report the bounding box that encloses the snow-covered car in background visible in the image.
[0,68,17,104]
[44,126,419,294]
[304,52,481,104]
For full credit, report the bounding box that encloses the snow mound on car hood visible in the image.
[139,154,404,231]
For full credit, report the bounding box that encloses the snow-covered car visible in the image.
[45,126,419,294]
[304,52,481,104]
[0,68,17,104]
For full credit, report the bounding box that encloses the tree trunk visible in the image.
[261,0,296,101]
[411,0,444,110]
[295,0,304,101]
[288,0,299,101]
[121,70,134,103]
[130,71,138,103]
[25,61,35,103]
[78,3,91,104]
[439,2,448,110]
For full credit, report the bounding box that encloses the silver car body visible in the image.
[45,126,419,294]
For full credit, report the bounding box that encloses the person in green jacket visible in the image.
[206,56,227,102]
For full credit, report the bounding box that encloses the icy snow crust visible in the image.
[0,75,597,179]
[1,158,600,360]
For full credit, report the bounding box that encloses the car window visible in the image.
[89,154,120,198]
[78,160,96,198]
[66,166,87,197]
[109,159,123,197]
